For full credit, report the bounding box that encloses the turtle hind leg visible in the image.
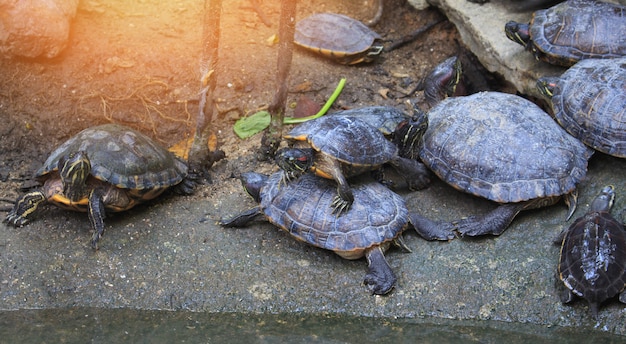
[88,188,107,249]
[409,212,456,241]
[4,191,47,227]
[219,206,264,227]
[363,246,396,295]
[456,203,526,237]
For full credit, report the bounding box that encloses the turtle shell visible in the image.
[294,13,382,65]
[259,172,408,257]
[420,92,592,203]
[284,115,397,168]
[546,57,626,158]
[37,124,187,191]
[558,205,626,316]
[329,106,409,136]
[529,0,626,66]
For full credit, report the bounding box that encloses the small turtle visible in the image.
[220,172,453,295]
[537,57,626,158]
[276,115,431,214]
[556,185,626,319]
[505,0,626,67]
[394,92,593,236]
[423,56,463,109]
[4,124,193,249]
[294,13,383,65]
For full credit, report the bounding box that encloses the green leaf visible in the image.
[233,111,271,139]
[232,78,346,139]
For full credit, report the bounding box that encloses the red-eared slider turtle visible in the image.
[276,115,431,214]
[4,124,193,249]
[394,92,593,236]
[556,185,626,319]
[423,56,463,109]
[505,0,626,67]
[294,13,383,65]
[220,172,454,295]
[537,57,626,158]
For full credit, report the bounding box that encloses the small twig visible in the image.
[385,18,446,52]
[258,0,296,159]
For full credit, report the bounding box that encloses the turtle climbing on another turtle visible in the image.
[294,12,383,65]
[394,91,593,237]
[537,57,626,158]
[220,172,454,295]
[555,185,626,319]
[505,0,626,67]
[275,115,431,214]
[4,124,194,249]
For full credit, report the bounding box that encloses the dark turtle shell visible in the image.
[284,115,397,168]
[38,124,187,191]
[294,13,382,65]
[519,0,626,66]
[420,92,592,203]
[329,106,409,136]
[558,186,626,318]
[539,57,626,158]
[260,172,408,256]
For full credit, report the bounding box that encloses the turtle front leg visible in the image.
[88,188,106,249]
[219,206,264,227]
[388,156,431,191]
[4,191,47,227]
[331,174,354,215]
[363,246,396,295]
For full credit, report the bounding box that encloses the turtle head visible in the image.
[59,151,91,202]
[392,108,428,161]
[240,172,268,203]
[536,77,558,99]
[275,147,314,180]
[424,56,463,107]
[590,185,615,213]
[504,21,531,48]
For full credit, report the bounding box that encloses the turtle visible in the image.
[393,91,593,236]
[3,124,194,249]
[294,12,383,65]
[555,185,626,319]
[537,57,626,158]
[220,172,454,295]
[275,115,431,214]
[505,0,626,67]
[423,56,463,109]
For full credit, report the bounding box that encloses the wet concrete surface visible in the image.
[2,152,626,336]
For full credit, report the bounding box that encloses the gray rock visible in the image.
[425,0,626,97]
[0,0,79,59]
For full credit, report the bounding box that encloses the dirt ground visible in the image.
[0,0,470,193]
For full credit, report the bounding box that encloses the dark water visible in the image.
[0,309,623,343]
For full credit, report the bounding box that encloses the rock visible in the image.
[407,0,431,10]
[0,0,79,59]
[426,0,561,98]
[426,0,626,97]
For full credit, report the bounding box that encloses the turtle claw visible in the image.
[331,195,352,215]
[4,213,29,227]
[278,170,300,189]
